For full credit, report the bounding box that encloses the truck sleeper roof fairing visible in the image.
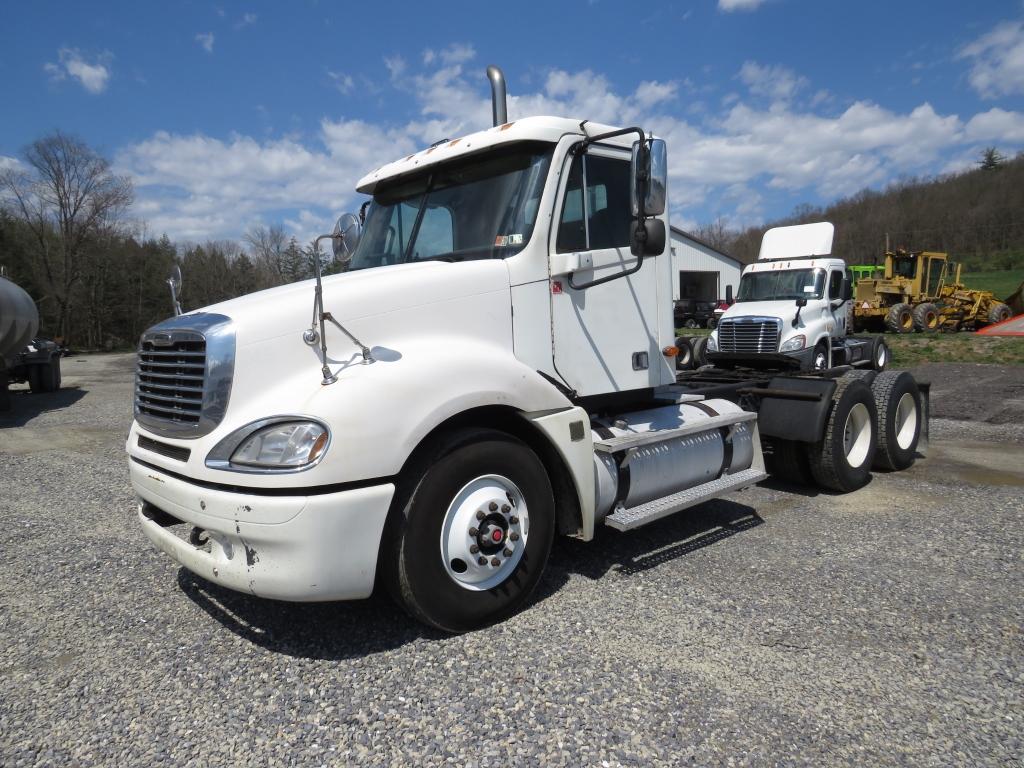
[356,116,625,195]
[758,222,835,261]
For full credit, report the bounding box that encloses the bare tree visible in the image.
[0,132,133,341]
[244,223,289,285]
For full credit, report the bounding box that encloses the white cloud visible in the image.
[958,20,1024,98]
[43,48,112,94]
[237,12,257,27]
[0,156,20,172]
[327,70,354,95]
[116,54,1024,242]
[718,0,766,11]
[738,61,808,103]
[195,32,215,53]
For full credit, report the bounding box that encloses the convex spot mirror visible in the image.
[630,138,667,218]
[331,213,363,264]
[168,264,182,293]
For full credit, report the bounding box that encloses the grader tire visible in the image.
[987,302,1012,325]
[912,302,939,332]
[885,303,914,334]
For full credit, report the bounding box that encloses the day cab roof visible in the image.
[356,115,626,195]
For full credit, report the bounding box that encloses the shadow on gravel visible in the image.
[177,569,446,660]
[541,498,763,589]
[0,386,87,428]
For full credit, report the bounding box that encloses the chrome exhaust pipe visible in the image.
[486,65,507,126]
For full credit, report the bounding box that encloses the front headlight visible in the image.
[780,334,806,352]
[706,335,717,352]
[206,418,329,472]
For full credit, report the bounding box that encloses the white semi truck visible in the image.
[706,221,889,373]
[128,68,926,632]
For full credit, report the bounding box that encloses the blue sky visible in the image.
[2,0,1023,243]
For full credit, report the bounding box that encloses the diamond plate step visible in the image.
[593,412,757,454]
[604,467,767,531]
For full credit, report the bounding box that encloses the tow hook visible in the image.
[189,527,209,547]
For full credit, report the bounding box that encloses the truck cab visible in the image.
[707,222,863,371]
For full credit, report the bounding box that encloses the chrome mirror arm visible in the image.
[305,234,375,386]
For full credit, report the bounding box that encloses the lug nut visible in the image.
[470,544,480,554]
[503,548,513,557]
[501,504,510,513]
[478,556,487,565]
[489,502,498,512]
[509,532,520,542]
[469,527,478,537]
[490,557,501,567]
[510,516,520,525]
[476,510,485,521]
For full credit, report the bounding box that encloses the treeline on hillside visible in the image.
[0,132,322,350]
[695,150,1024,270]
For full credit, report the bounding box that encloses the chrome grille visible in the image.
[136,335,206,425]
[134,313,234,439]
[717,317,781,354]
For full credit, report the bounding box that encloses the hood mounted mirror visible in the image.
[167,264,183,316]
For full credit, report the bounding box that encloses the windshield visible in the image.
[347,142,553,271]
[737,268,825,302]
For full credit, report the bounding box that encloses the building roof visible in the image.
[669,225,743,267]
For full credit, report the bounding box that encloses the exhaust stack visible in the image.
[486,65,507,126]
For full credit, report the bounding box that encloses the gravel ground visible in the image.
[1,354,1022,767]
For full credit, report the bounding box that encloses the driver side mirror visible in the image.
[842,276,853,301]
[630,138,667,218]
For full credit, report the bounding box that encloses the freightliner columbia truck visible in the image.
[128,67,927,632]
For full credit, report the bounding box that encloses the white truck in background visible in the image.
[128,67,927,632]
[706,222,889,373]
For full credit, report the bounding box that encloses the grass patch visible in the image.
[960,270,1024,301]
[879,332,1024,366]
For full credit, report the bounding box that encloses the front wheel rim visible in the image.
[439,474,529,592]
[843,402,872,468]
[894,393,918,450]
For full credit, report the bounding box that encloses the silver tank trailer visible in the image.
[592,400,756,519]
[0,275,39,366]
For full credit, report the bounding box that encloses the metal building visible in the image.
[669,226,744,303]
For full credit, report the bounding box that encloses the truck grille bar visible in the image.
[133,313,235,439]
[717,317,782,354]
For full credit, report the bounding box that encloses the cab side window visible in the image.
[828,270,843,300]
[556,154,632,253]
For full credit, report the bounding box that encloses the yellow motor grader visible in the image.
[853,250,1014,332]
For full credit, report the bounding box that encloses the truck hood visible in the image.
[719,301,792,323]
[191,260,511,348]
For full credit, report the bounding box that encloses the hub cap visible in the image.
[894,392,918,450]
[843,402,872,468]
[440,474,529,591]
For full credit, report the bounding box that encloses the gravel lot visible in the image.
[1,354,1022,767]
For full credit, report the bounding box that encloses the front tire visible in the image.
[383,429,555,633]
[912,302,939,332]
[987,302,1012,325]
[809,341,829,372]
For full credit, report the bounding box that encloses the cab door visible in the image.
[548,145,670,397]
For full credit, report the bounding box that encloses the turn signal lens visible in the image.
[663,346,679,357]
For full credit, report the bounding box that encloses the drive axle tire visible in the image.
[808,377,878,492]
[382,428,555,633]
[885,303,914,334]
[912,302,939,332]
[987,302,1012,325]
[869,371,922,471]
